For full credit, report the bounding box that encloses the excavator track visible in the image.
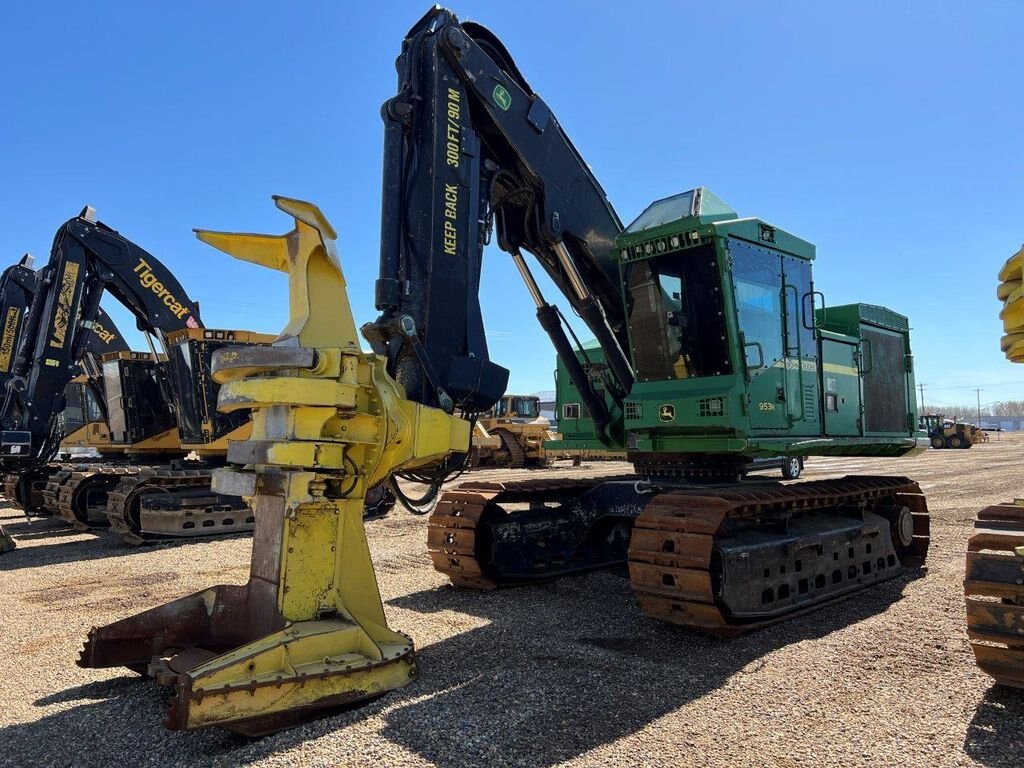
[628,475,929,635]
[429,475,649,589]
[430,475,929,634]
[16,462,71,518]
[55,465,140,530]
[965,500,1024,687]
[40,468,76,518]
[4,461,108,518]
[106,467,253,545]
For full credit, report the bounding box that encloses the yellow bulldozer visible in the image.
[919,413,986,449]
[470,394,555,468]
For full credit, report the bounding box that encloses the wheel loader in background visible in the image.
[470,393,554,467]
[965,244,1024,685]
[79,7,931,735]
[919,413,985,449]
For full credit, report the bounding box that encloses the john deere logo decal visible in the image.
[492,84,511,111]
[659,404,675,422]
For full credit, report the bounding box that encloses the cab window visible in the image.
[731,241,784,374]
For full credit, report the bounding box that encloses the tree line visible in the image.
[923,400,1024,421]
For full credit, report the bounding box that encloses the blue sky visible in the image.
[2,1,1022,407]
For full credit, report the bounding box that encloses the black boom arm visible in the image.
[0,255,39,381]
[0,254,128,389]
[367,7,633,433]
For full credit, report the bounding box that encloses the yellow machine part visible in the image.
[165,328,277,347]
[186,419,251,456]
[59,374,117,452]
[79,196,469,735]
[964,245,1024,689]
[60,423,114,451]
[1000,245,1023,362]
[116,427,181,454]
[0,525,14,553]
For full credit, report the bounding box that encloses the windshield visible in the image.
[626,245,732,381]
[495,397,539,418]
[624,192,696,233]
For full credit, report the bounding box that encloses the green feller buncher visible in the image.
[80,7,930,735]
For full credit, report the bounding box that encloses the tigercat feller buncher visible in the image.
[0,210,278,544]
[0,254,132,524]
[78,7,930,735]
[965,244,1024,685]
[919,413,984,449]
[471,393,554,467]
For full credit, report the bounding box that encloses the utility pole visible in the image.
[976,388,982,426]
[918,382,926,414]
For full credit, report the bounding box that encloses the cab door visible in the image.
[731,240,788,432]
[781,256,819,436]
[822,339,862,436]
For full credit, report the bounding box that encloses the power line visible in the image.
[926,381,1024,391]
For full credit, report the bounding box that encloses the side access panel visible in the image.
[821,340,861,436]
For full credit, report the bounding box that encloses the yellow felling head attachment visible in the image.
[79,196,469,736]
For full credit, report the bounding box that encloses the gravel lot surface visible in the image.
[2,436,1023,768]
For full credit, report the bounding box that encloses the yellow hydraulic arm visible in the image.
[79,197,470,734]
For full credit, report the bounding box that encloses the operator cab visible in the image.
[619,187,816,391]
[61,378,105,437]
[494,395,540,420]
[554,187,922,462]
[620,189,740,382]
[488,394,549,427]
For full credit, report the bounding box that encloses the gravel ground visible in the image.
[2,437,1023,768]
